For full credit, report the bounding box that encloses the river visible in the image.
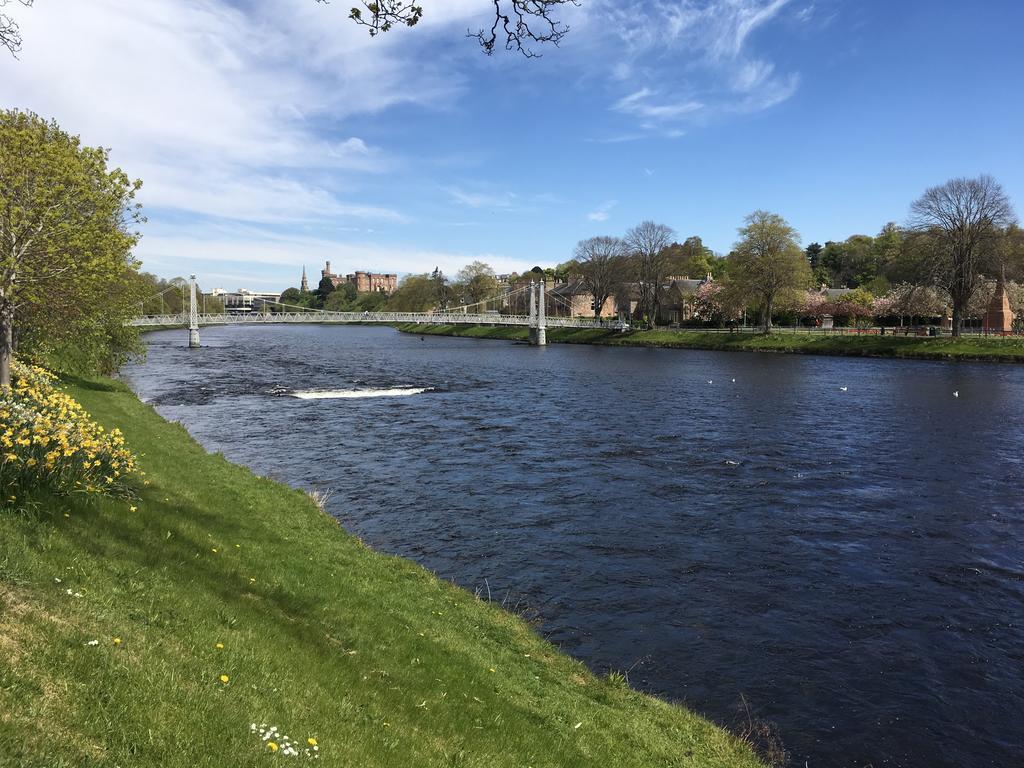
[122,324,1024,768]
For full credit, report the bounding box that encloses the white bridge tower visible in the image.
[188,275,200,348]
[528,279,547,346]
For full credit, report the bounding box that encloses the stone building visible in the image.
[318,261,398,295]
[547,280,618,318]
[658,276,711,324]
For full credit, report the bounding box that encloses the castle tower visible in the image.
[300,265,309,292]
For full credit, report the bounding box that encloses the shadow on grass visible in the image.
[57,372,127,392]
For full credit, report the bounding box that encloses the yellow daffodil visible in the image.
[219,674,229,684]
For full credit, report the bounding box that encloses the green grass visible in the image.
[0,375,763,768]
[399,324,1024,362]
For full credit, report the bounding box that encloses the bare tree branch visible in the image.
[625,221,675,328]
[0,0,32,59]
[574,236,627,318]
[470,0,579,58]
[320,0,578,57]
[909,175,1016,336]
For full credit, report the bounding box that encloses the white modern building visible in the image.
[212,288,282,314]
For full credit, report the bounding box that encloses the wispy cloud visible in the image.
[613,88,704,120]
[1,0,466,225]
[137,225,535,289]
[587,200,619,222]
[794,3,816,23]
[443,186,518,209]
[585,0,801,134]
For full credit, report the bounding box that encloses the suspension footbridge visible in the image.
[131,276,625,347]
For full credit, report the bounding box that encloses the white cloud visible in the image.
[0,0,469,224]
[443,186,518,209]
[137,226,534,289]
[613,89,704,120]
[586,0,801,132]
[586,200,619,221]
[731,59,775,92]
[795,3,816,23]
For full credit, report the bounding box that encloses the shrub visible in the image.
[0,360,139,509]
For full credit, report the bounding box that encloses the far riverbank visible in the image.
[397,324,1024,362]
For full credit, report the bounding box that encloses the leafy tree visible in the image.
[820,235,876,288]
[323,289,353,311]
[430,267,454,310]
[279,287,304,306]
[805,242,823,270]
[314,276,336,309]
[692,280,743,324]
[871,223,903,277]
[707,253,729,279]
[625,221,675,328]
[0,110,143,386]
[664,236,714,278]
[996,224,1024,281]
[353,290,388,312]
[727,210,811,333]
[138,273,221,314]
[573,236,627,318]
[277,286,320,311]
[874,283,948,325]
[387,274,438,311]
[554,258,580,279]
[909,175,1016,336]
[829,287,875,327]
[336,282,358,304]
[17,263,147,374]
[457,261,499,307]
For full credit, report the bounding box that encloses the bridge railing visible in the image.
[129,312,622,329]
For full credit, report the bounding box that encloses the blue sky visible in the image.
[2,0,1022,290]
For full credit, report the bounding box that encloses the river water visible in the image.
[122,325,1024,768]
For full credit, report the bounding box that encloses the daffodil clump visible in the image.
[250,724,320,759]
[1,359,139,508]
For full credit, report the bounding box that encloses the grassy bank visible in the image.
[398,324,1024,362]
[0,375,763,768]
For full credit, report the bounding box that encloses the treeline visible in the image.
[379,175,1021,336]
[139,274,224,315]
[278,262,517,314]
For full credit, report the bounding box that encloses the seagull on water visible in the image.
[731,378,736,383]
[953,390,959,398]
[840,386,848,392]
[707,379,713,384]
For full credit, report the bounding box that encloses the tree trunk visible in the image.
[951,303,963,337]
[0,300,13,390]
[762,297,774,334]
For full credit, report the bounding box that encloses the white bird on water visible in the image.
[954,390,959,398]
[707,379,713,384]
[840,386,848,392]
[731,378,736,383]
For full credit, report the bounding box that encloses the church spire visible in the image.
[300,265,309,292]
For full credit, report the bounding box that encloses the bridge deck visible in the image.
[129,312,623,329]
